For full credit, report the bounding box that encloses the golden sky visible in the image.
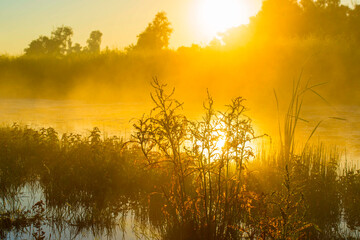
[0,0,263,54]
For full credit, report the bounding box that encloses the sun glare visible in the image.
[196,0,251,40]
[210,121,256,162]
[215,134,226,152]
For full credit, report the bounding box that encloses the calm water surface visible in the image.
[0,98,358,161]
[1,98,360,239]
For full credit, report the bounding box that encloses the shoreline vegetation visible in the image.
[1,35,359,105]
[1,80,359,239]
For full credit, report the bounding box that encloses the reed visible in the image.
[0,81,359,239]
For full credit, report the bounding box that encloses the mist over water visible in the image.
[1,98,358,165]
[0,99,143,136]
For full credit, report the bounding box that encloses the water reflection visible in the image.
[1,178,156,239]
[1,99,360,239]
[0,99,359,161]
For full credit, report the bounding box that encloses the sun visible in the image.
[196,0,251,40]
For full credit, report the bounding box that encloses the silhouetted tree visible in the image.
[209,37,222,48]
[24,36,52,56]
[24,26,73,56]
[70,43,82,54]
[51,26,73,55]
[133,11,173,51]
[219,0,359,47]
[85,30,103,54]
[349,5,360,40]
[251,0,302,37]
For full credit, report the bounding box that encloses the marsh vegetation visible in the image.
[1,0,360,239]
[1,80,360,239]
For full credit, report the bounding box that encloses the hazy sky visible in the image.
[0,0,353,55]
[0,0,264,55]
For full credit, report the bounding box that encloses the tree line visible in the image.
[24,12,171,57]
[221,0,360,47]
[24,27,103,56]
[22,0,360,57]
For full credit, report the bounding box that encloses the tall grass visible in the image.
[0,81,359,239]
[131,79,359,239]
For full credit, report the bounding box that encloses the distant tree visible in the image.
[220,25,254,48]
[51,26,73,55]
[301,0,349,36]
[251,0,302,37]
[208,37,223,50]
[220,0,356,45]
[70,43,82,54]
[85,30,103,54]
[133,11,173,51]
[24,36,52,56]
[24,26,73,56]
[300,0,316,9]
[349,4,360,40]
[316,0,341,8]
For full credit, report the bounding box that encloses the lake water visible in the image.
[1,98,360,239]
[3,184,146,240]
[0,98,358,163]
[0,99,145,136]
